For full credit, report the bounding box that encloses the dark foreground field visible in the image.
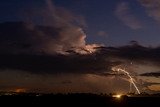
[0,93,160,107]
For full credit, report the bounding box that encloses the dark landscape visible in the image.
[0,93,160,106]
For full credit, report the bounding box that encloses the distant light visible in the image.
[116,95,121,98]
[112,94,122,99]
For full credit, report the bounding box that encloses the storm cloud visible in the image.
[140,71,160,78]
[1,22,160,93]
[1,25,160,76]
[1,0,160,94]
[0,53,111,74]
[0,0,99,55]
[97,42,160,65]
[0,22,88,54]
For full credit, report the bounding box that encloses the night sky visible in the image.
[0,0,160,94]
[1,0,160,46]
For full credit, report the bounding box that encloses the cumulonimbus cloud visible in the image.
[1,1,160,78]
[115,2,142,29]
[1,37,160,76]
[0,0,102,55]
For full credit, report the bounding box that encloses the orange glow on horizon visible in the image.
[14,88,26,93]
[148,85,160,91]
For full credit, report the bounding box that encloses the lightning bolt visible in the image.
[112,67,140,94]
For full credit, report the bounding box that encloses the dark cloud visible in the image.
[0,53,111,74]
[1,23,160,76]
[1,21,160,76]
[96,42,160,65]
[140,72,160,78]
[0,0,98,55]
[0,23,104,75]
[0,0,104,75]
[0,0,102,55]
[1,22,160,93]
[0,21,87,55]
